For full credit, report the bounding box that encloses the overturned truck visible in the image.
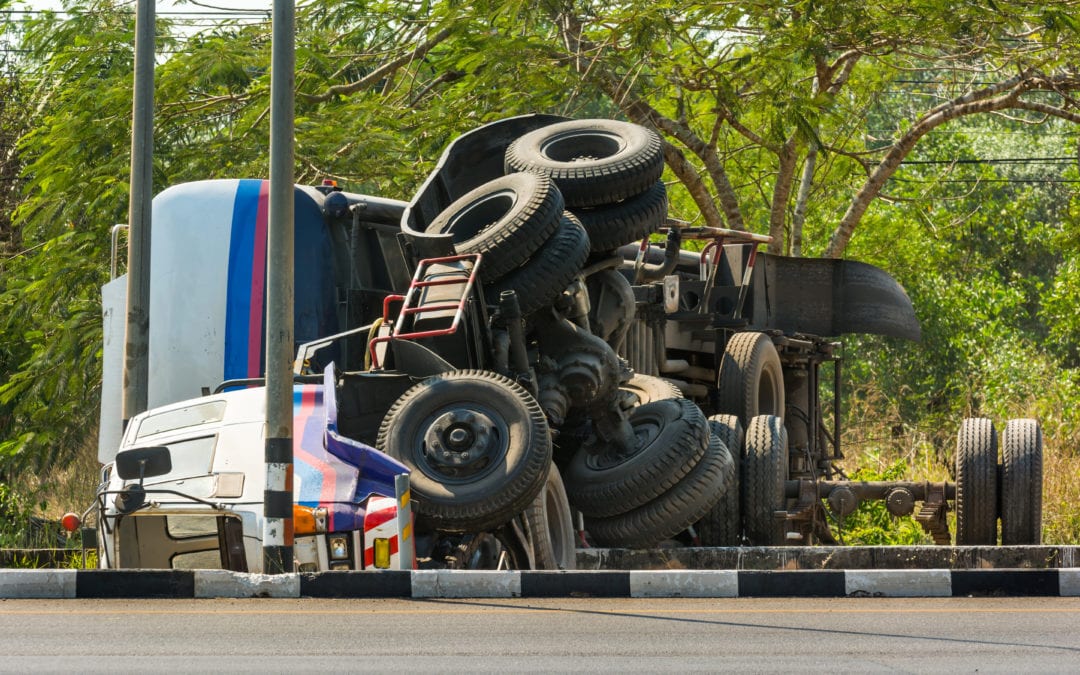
[85,114,1042,573]
[391,114,1042,549]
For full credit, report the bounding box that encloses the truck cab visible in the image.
[97,367,412,572]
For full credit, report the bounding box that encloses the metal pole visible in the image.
[263,0,296,574]
[121,0,154,426]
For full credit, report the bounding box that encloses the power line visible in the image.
[902,157,1076,165]
[894,177,1080,184]
[0,9,268,16]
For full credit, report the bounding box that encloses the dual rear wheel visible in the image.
[954,417,1043,545]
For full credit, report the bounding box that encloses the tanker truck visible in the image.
[78,115,1042,573]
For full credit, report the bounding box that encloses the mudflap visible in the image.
[753,254,922,341]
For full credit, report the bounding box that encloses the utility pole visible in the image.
[121,0,154,427]
[263,0,296,574]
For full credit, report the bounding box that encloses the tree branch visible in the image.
[822,72,1080,257]
[1011,99,1080,125]
[300,28,452,104]
[553,10,744,230]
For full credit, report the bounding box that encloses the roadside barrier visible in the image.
[1,568,1078,599]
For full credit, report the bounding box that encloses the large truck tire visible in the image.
[563,398,709,518]
[742,414,788,546]
[570,181,667,251]
[954,417,998,546]
[483,213,590,314]
[425,172,563,280]
[585,431,730,548]
[504,119,664,207]
[376,370,552,532]
[525,464,577,570]
[1000,418,1043,545]
[717,331,785,426]
[696,414,743,546]
[618,373,683,410]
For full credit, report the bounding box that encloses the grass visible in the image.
[835,370,1080,546]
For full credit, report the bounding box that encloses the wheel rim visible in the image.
[584,409,663,471]
[441,189,516,241]
[759,367,781,416]
[415,406,508,484]
[540,130,624,163]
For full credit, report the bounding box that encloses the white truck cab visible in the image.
[96,370,413,572]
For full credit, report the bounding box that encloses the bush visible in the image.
[0,482,65,548]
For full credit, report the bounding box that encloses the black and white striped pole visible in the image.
[263,0,296,574]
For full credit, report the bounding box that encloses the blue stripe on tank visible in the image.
[223,179,263,381]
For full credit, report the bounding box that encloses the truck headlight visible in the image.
[329,536,349,560]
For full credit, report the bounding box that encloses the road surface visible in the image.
[1,597,1078,672]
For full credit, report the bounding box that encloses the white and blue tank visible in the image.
[99,179,342,461]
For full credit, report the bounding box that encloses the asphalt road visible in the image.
[2,597,1078,672]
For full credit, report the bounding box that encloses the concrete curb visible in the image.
[0,569,76,599]
[2,568,1079,599]
[193,570,299,598]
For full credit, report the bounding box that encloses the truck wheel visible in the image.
[696,414,743,546]
[525,464,577,570]
[954,417,998,546]
[585,431,730,548]
[425,172,563,281]
[505,119,664,207]
[445,532,523,570]
[1000,418,1043,545]
[376,370,552,532]
[570,181,667,251]
[483,213,590,315]
[717,331,785,427]
[742,414,788,546]
[618,373,682,410]
[564,398,709,518]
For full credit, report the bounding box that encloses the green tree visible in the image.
[458,1,1080,258]
[1,0,1078,545]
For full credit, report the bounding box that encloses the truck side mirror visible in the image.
[114,446,172,481]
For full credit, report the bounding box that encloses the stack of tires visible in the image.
[378,118,732,563]
[561,390,737,548]
[423,171,590,316]
[419,118,670,313]
[504,119,669,255]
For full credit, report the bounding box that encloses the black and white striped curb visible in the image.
[2,568,1080,599]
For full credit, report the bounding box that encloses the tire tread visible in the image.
[586,432,730,548]
[955,417,998,545]
[564,398,708,517]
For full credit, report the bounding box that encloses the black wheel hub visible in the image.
[420,408,504,481]
[587,414,662,471]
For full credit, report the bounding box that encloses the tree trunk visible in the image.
[768,140,797,254]
[791,145,817,257]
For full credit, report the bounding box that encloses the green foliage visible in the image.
[0,482,60,548]
[0,0,1078,544]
